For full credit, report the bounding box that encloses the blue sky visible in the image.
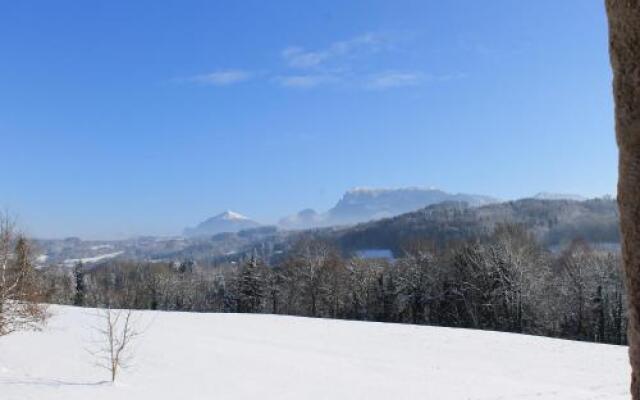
[0,1,615,239]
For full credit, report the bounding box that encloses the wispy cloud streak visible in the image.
[274,75,339,89]
[182,33,464,91]
[366,72,426,89]
[281,33,384,69]
[189,70,253,86]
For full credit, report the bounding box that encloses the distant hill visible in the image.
[184,211,261,237]
[280,187,498,229]
[328,197,619,256]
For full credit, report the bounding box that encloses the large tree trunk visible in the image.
[605,1,640,398]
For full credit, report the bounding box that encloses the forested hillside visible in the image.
[40,222,626,345]
[331,198,619,256]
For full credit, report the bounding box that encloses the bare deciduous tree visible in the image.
[0,212,47,336]
[287,239,335,317]
[91,308,141,382]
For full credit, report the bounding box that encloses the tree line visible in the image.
[39,223,627,345]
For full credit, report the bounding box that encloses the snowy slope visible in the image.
[184,211,261,237]
[0,305,630,400]
[62,251,124,267]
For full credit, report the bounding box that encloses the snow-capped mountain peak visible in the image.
[184,211,260,237]
[217,210,250,221]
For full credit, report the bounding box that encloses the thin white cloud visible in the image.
[281,47,329,69]
[181,33,463,92]
[365,71,467,90]
[366,71,427,89]
[189,70,253,86]
[282,33,384,69]
[274,75,338,89]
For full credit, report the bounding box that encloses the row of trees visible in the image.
[41,224,627,344]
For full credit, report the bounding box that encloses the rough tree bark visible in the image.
[605,1,640,398]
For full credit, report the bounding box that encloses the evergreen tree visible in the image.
[236,254,264,313]
[73,262,85,306]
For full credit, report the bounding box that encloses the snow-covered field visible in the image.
[0,305,630,400]
[62,251,124,267]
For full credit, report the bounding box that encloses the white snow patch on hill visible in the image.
[90,244,114,251]
[219,210,250,220]
[0,305,630,400]
[63,251,124,266]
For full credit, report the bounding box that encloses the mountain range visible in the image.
[184,187,499,236]
[36,194,613,267]
[280,187,498,230]
[184,188,593,236]
[167,196,619,266]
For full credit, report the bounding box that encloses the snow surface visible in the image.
[62,251,124,267]
[0,305,630,400]
[89,245,115,251]
[532,192,587,201]
[218,210,250,220]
